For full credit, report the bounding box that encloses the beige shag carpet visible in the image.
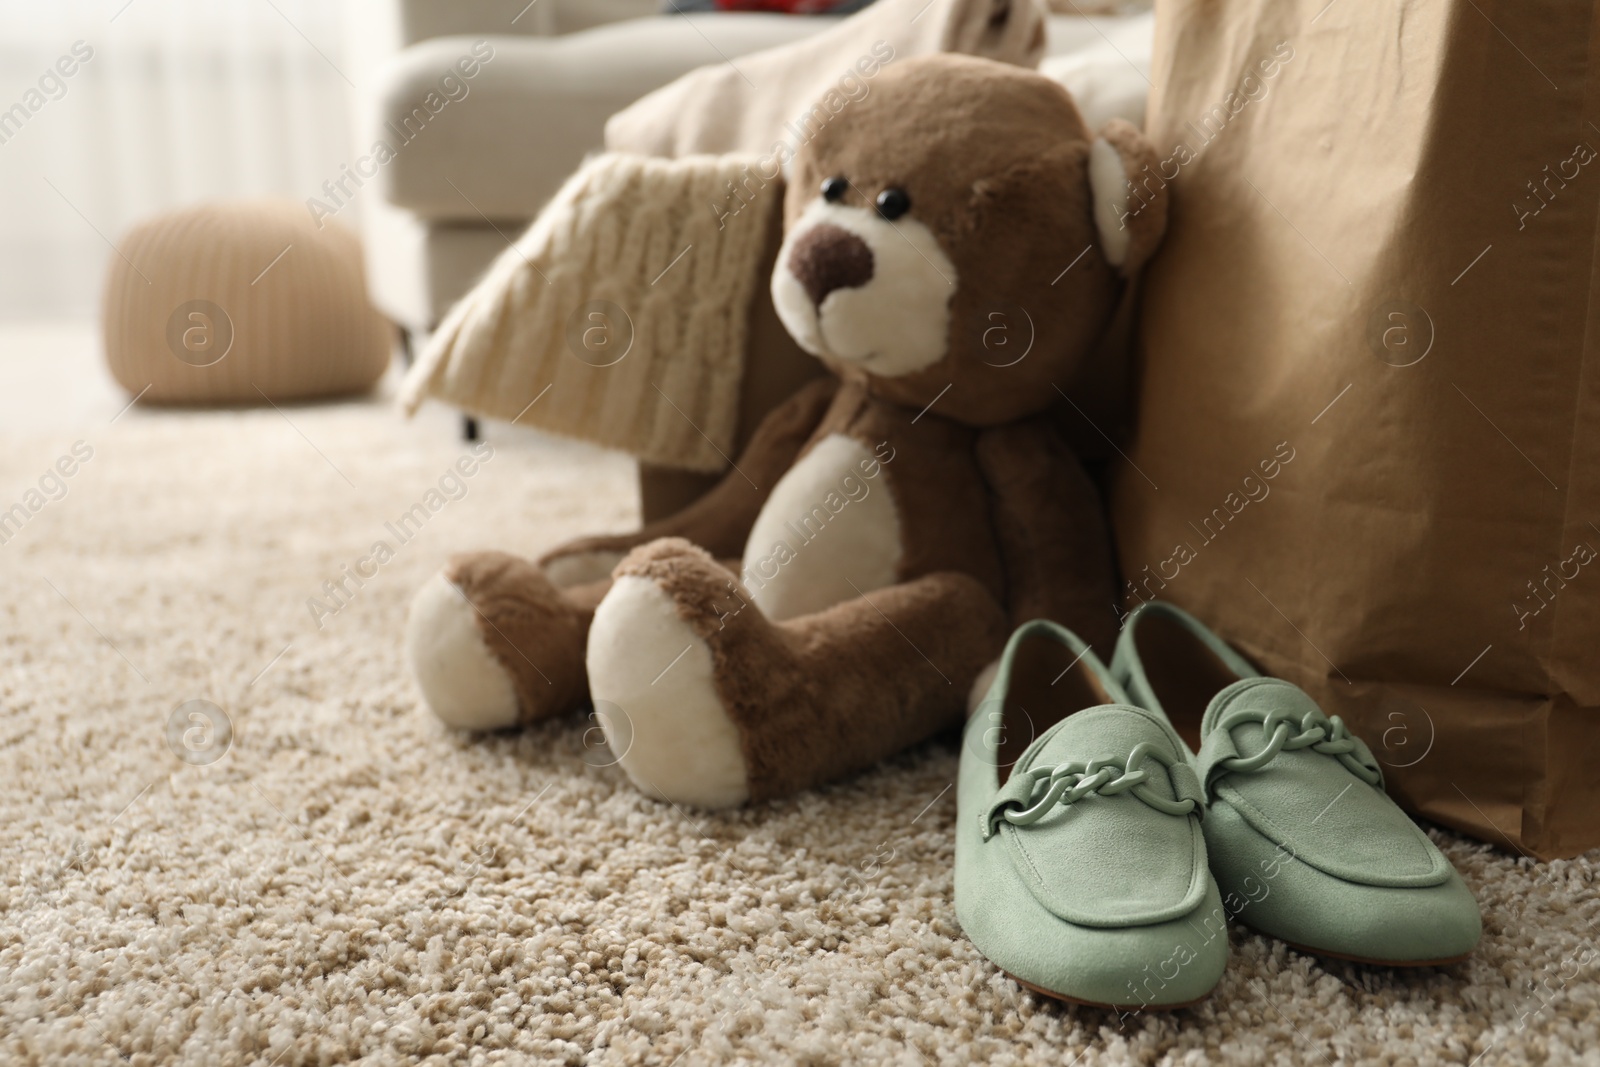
[2,385,1597,1066]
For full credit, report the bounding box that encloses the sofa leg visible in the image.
[462,415,479,442]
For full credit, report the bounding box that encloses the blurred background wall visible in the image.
[0,0,353,320]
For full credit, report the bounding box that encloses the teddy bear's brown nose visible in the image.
[788,224,874,307]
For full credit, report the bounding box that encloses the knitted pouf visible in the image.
[102,199,392,404]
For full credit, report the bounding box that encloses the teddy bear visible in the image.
[403,52,1167,809]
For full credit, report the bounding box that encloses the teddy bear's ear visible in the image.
[1087,118,1167,276]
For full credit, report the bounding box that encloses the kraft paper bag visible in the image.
[1116,0,1600,858]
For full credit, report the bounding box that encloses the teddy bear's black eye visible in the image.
[822,177,849,202]
[876,187,911,221]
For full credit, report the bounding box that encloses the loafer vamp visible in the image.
[1200,678,1449,888]
[956,846,1230,1008]
[997,707,1210,928]
[1204,798,1482,962]
[957,700,1227,1007]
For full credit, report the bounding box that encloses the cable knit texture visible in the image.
[401,152,777,473]
[102,199,391,404]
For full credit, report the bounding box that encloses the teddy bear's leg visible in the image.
[976,418,1120,651]
[407,551,604,730]
[586,538,1009,808]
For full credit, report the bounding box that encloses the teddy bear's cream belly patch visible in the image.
[740,433,902,622]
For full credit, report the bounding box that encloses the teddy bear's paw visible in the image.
[408,552,595,731]
[406,572,522,730]
[586,566,750,809]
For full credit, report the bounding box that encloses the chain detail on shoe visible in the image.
[983,741,1203,840]
[1213,705,1382,786]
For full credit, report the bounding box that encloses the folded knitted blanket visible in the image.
[400,151,777,473]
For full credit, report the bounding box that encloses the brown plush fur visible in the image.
[543,377,838,567]
[444,552,597,724]
[805,378,1005,601]
[444,379,837,725]
[613,539,1010,802]
[976,417,1118,647]
[783,56,1136,428]
[425,55,1165,803]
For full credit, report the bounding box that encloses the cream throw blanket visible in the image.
[400,152,777,473]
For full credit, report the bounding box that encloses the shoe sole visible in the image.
[1005,939,1467,1010]
[1229,917,1472,969]
[1004,971,1211,1012]
[1270,936,1473,968]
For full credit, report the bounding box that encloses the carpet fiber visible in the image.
[1,393,1596,1066]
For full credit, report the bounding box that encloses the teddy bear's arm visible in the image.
[976,417,1119,654]
[539,376,839,587]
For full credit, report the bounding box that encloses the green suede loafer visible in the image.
[955,620,1229,1010]
[1111,601,1481,966]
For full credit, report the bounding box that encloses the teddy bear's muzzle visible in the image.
[786,223,875,308]
[771,198,957,378]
